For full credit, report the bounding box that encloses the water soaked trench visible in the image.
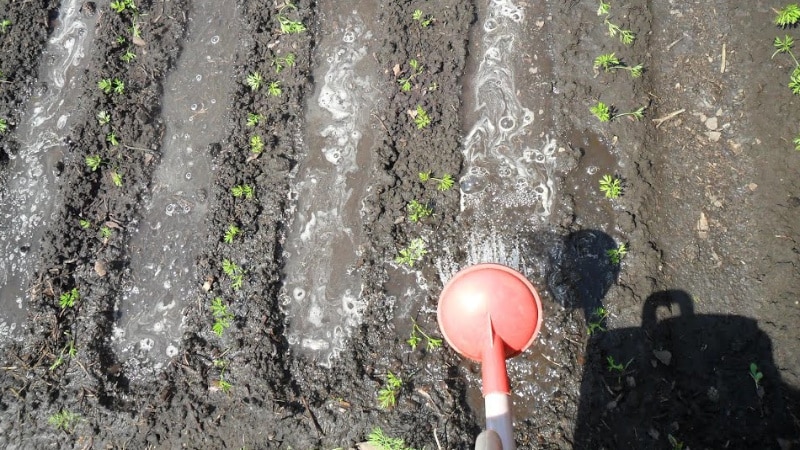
[0,0,97,339]
[112,0,240,369]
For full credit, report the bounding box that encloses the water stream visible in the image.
[112,0,240,371]
[280,1,380,368]
[0,0,96,339]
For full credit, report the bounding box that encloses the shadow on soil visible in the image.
[574,289,800,449]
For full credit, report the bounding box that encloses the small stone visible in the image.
[94,260,107,277]
[707,386,719,402]
[653,349,672,366]
[706,131,721,142]
[705,116,718,130]
[697,212,709,239]
[748,183,758,191]
[648,428,660,440]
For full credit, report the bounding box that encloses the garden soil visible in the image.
[0,0,798,449]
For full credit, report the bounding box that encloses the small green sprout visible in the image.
[98,78,113,94]
[607,243,627,265]
[59,287,79,309]
[111,171,123,187]
[246,113,263,127]
[110,0,126,13]
[412,9,434,27]
[367,427,415,450]
[772,35,798,62]
[395,238,427,268]
[271,53,296,73]
[0,19,11,33]
[116,36,126,45]
[120,49,136,63]
[79,219,91,229]
[418,171,455,191]
[599,174,622,199]
[793,134,800,151]
[413,105,431,129]
[85,155,102,172]
[587,306,609,335]
[398,59,424,91]
[605,19,635,45]
[406,200,432,223]
[590,101,611,122]
[106,132,119,146]
[775,4,800,27]
[129,19,142,38]
[246,72,263,91]
[222,259,244,291]
[597,0,610,16]
[96,111,111,125]
[210,297,234,336]
[667,434,684,450]
[214,359,233,392]
[277,3,306,34]
[113,78,125,94]
[749,362,764,388]
[250,135,264,154]
[48,410,80,433]
[407,321,443,351]
[606,355,633,373]
[49,338,77,371]
[378,372,402,409]
[231,184,254,199]
[223,224,240,244]
[790,67,800,95]
[100,225,112,239]
[0,118,7,133]
[267,81,282,97]
[594,53,643,78]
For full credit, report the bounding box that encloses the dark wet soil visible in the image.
[1,0,798,449]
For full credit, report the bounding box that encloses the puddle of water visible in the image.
[564,131,618,228]
[280,2,380,368]
[113,1,240,370]
[0,0,96,340]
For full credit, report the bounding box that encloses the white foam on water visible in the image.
[460,0,558,227]
[280,12,377,368]
[0,0,94,339]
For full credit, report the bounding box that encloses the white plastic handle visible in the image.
[485,392,514,450]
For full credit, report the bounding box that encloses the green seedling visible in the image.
[772,35,799,67]
[407,321,443,351]
[246,72,263,91]
[591,101,645,122]
[667,434,684,450]
[96,111,111,125]
[596,1,635,45]
[48,410,80,433]
[246,113,263,127]
[214,359,233,392]
[593,53,643,78]
[0,19,11,33]
[210,297,234,336]
[85,155,102,172]
[607,243,627,265]
[587,306,609,335]
[419,171,455,191]
[775,3,800,27]
[0,118,7,133]
[378,372,402,409]
[606,355,633,373]
[59,287,79,309]
[794,134,800,150]
[413,105,431,129]
[113,79,125,94]
[111,171,123,187]
[367,427,416,450]
[106,132,119,146]
[406,199,432,223]
[398,59,424,91]
[271,53,296,73]
[277,2,306,34]
[100,225,112,239]
[223,224,240,244]
[412,9,434,27]
[250,135,264,154]
[120,49,136,63]
[49,337,77,371]
[749,362,764,388]
[267,81,282,97]
[79,219,91,229]
[231,184,254,199]
[599,174,622,199]
[99,78,124,94]
[222,259,244,291]
[395,238,427,268]
[116,36,126,45]
[129,19,142,38]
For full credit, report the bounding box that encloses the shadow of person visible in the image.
[573,289,800,449]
